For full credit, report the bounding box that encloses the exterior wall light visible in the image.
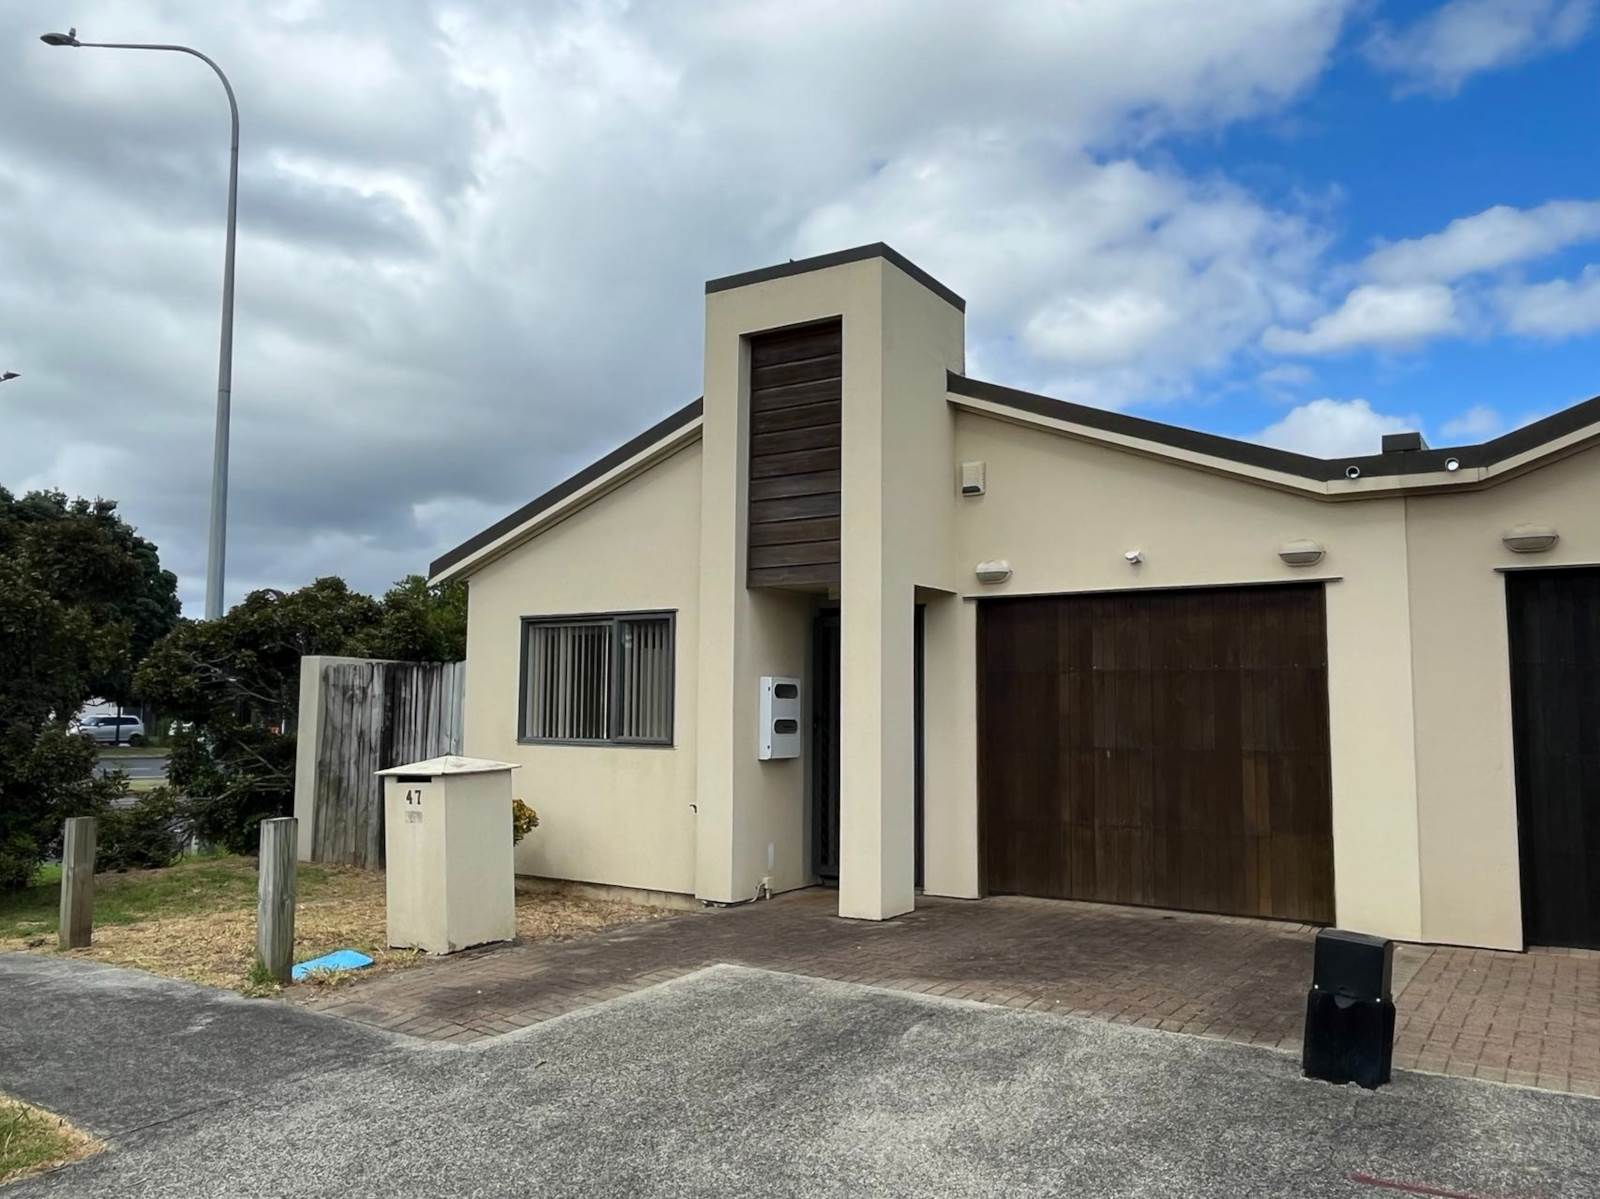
[1502,525,1559,554]
[1444,457,1460,472]
[975,560,1012,584]
[1278,539,1325,567]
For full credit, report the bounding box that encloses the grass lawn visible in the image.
[0,1096,99,1186]
[0,855,675,994]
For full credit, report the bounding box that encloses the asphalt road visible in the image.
[93,753,167,781]
[1,954,1595,1197]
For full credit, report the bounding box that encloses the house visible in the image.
[429,243,1600,953]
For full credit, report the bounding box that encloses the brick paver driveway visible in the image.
[306,888,1600,1097]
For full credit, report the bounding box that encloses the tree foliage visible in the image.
[135,574,466,852]
[0,488,179,889]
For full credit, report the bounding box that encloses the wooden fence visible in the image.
[294,657,465,868]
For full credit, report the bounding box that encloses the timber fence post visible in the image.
[256,817,297,984]
[58,817,97,949]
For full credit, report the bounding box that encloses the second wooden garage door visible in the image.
[979,584,1335,923]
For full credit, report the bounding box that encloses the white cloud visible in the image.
[1257,364,1316,400]
[0,0,1366,606]
[1366,0,1594,95]
[796,142,1325,406]
[1497,265,1600,337]
[1254,398,1418,457]
[1258,364,1315,388]
[1364,201,1600,284]
[1441,404,1503,440]
[1260,283,1459,355]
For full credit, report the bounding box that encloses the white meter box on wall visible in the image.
[758,676,802,760]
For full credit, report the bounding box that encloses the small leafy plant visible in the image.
[512,799,539,846]
[243,958,280,997]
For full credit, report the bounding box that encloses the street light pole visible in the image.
[41,29,237,621]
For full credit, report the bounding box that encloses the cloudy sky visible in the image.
[2,1,1597,613]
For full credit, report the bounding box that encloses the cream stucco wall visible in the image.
[698,256,967,917]
[947,412,1426,942]
[919,590,979,898]
[446,245,1597,950]
[855,267,968,915]
[698,269,877,904]
[462,441,703,896]
[945,410,1600,948]
[1405,443,1600,949]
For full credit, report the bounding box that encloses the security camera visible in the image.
[1124,550,1143,564]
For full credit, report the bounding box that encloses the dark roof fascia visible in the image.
[948,373,1600,482]
[1477,392,1600,463]
[705,243,966,313]
[948,373,1331,479]
[429,398,704,580]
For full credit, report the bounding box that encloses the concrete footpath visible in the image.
[1,953,1596,1197]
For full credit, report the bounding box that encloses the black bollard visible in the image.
[1301,928,1395,1089]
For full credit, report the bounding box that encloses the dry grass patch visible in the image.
[513,880,678,943]
[0,1096,100,1187]
[3,855,678,995]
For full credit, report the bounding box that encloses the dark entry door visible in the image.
[1507,568,1600,949]
[813,609,842,879]
[979,583,1335,923]
[811,607,925,885]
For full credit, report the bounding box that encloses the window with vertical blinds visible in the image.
[519,613,674,745]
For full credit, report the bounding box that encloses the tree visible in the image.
[348,574,467,663]
[135,574,466,852]
[0,488,179,889]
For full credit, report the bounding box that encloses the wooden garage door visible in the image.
[979,584,1334,923]
[1507,568,1600,949]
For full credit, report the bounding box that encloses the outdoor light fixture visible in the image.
[1344,464,1362,480]
[1278,539,1325,567]
[0,372,18,383]
[1502,524,1559,554]
[39,27,239,622]
[1445,457,1461,472]
[975,560,1012,584]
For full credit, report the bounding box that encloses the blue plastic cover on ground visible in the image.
[291,948,375,981]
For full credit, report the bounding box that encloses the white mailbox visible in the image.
[758,676,802,760]
[377,755,518,955]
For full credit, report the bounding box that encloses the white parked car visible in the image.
[74,714,146,746]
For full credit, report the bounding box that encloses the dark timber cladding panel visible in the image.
[1507,568,1600,949]
[979,584,1335,923]
[747,320,841,588]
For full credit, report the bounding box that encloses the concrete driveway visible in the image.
[1,953,1596,1198]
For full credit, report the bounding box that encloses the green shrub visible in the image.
[512,799,539,845]
[0,729,125,892]
[95,788,186,872]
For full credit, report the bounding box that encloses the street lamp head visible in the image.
[0,372,18,383]
[40,29,80,47]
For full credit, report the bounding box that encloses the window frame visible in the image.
[516,609,676,748]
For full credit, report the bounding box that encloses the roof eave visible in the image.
[947,372,1600,498]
